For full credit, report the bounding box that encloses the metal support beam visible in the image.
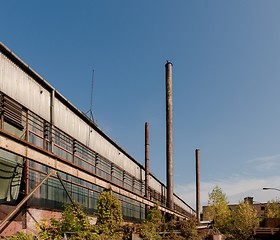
[0,170,79,233]
[0,170,56,232]
[56,172,76,207]
[0,132,193,219]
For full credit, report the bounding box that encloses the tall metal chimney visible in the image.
[165,61,174,210]
[145,122,150,199]
[196,149,201,222]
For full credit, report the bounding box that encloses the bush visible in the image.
[179,218,200,239]
[6,232,34,240]
[140,203,163,240]
[94,189,124,239]
[38,204,96,240]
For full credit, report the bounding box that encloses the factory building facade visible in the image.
[0,42,194,235]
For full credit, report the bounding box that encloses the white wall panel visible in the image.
[0,46,193,216]
[0,54,50,121]
[174,196,194,214]
[53,98,141,178]
[150,176,162,192]
[0,52,143,181]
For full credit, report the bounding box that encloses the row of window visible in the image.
[0,91,193,217]
[27,110,144,195]
[28,160,145,221]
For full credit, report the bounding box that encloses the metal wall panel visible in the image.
[0,45,194,217]
[0,51,142,182]
[53,98,141,179]
[174,195,194,215]
[0,54,51,121]
[149,175,162,192]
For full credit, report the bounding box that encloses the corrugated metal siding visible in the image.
[0,51,143,181]
[53,98,141,179]
[0,44,194,217]
[150,175,162,192]
[174,195,194,214]
[0,53,50,121]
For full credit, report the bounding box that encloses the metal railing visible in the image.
[0,91,195,217]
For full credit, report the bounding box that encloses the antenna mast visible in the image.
[85,68,95,122]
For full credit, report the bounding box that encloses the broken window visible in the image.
[0,149,23,203]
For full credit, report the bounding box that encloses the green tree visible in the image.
[60,204,95,239]
[39,204,96,240]
[204,186,232,233]
[231,200,259,240]
[179,217,200,240]
[95,189,124,239]
[39,189,125,240]
[38,217,63,240]
[264,199,280,218]
[6,232,34,240]
[140,203,163,240]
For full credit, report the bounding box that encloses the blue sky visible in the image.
[2,1,280,208]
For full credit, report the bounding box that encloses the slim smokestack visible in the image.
[196,149,201,222]
[145,122,150,199]
[165,61,174,210]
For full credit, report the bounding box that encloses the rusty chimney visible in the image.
[165,61,174,210]
[196,149,201,222]
[145,122,150,199]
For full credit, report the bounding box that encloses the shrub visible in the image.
[140,203,163,240]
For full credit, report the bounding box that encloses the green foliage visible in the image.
[204,186,232,233]
[96,190,123,226]
[140,204,163,240]
[60,204,92,233]
[145,203,163,226]
[264,199,280,218]
[13,186,267,240]
[38,204,96,240]
[140,221,162,240]
[95,189,124,239]
[6,232,34,240]
[179,218,200,240]
[122,223,137,240]
[38,189,125,240]
[231,200,259,240]
[38,217,63,240]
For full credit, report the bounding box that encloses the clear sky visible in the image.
[1,1,280,208]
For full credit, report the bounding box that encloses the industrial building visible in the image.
[0,42,195,236]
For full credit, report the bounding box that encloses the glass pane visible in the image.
[0,149,23,203]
